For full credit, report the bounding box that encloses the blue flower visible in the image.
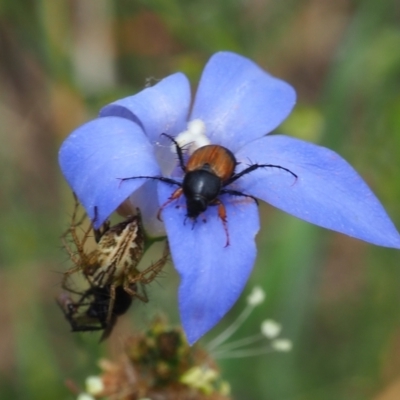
[59,51,400,344]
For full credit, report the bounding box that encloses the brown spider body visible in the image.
[88,215,145,288]
[60,195,169,336]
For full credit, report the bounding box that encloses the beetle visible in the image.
[120,134,297,246]
[57,284,135,341]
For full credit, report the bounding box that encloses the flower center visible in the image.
[174,119,211,156]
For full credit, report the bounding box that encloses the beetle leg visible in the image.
[224,163,297,186]
[220,188,259,205]
[157,187,184,220]
[211,199,230,247]
[118,175,181,187]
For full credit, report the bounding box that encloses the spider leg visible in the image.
[64,193,93,249]
[61,207,87,267]
[63,208,92,261]
[61,218,93,295]
[60,193,85,238]
[135,240,170,284]
[106,285,116,325]
[225,163,297,186]
[123,282,149,303]
[59,287,95,315]
[99,316,118,341]
[61,264,85,295]
[79,219,94,249]
[61,236,81,266]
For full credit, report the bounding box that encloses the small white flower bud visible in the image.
[271,338,293,352]
[77,394,95,400]
[174,119,211,155]
[261,319,282,339]
[247,286,266,306]
[85,376,104,395]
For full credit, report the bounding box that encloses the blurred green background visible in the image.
[1,0,400,399]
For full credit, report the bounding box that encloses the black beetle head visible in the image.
[186,196,208,219]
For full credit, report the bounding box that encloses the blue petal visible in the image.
[59,117,160,228]
[191,52,296,153]
[100,73,191,143]
[235,135,400,248]
[158,183,259,344]
[128,180,166,237]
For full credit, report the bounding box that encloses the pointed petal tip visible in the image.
[236,135,400,251]
[185,330,204,346]
[369,230,400,250]
[99,72,191,143]
[191,51,296,151]
[158,182,260,347]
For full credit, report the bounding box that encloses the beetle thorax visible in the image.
[183,169,222,218]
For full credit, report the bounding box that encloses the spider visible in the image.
[61,194,169,325]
